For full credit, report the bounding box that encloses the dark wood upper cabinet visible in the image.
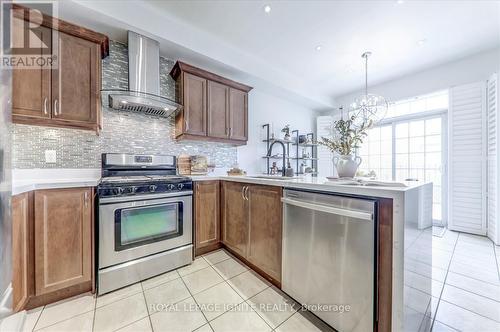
[52,31,100,126]
[170,61,252,145]
[11,4,108,132]
[194,181,221,256]
[208,81,230,139]
[34,188,93,295]
[229,88,248,141]
[11,17,52,120]
[221,181,249,257]
[181,73,207,136]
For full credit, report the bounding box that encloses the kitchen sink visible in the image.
[247,175,295,180]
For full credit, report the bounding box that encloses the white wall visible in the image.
[334,48,500,108]
[237,89,318,175]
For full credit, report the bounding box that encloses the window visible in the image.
[358,90,447,224]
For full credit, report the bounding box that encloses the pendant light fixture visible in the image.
[349,51,388,125]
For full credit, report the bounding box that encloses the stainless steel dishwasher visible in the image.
[282,189,376,332]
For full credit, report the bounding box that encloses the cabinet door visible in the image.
[12,17,51,120]
[183,73,207,136]
[194,181,220,255]
[208,81,229,139]
[247,185,282,281]
[34,188,92,295]
[12,192,33,311]
[52,31,100,126]
[229,89,248,141]
[221,181,248,257]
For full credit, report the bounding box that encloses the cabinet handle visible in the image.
[54,99,58,116]
[84,191,89,208]
[244,186,249,201]
[43,97,48,115]
[229,127,233,137]
[184,120,188,131]
[241,186,246,200]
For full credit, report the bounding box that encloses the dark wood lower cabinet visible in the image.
[221,181,248,258]
[194,181,221,256]
[246,185,282,282]
[11,188,94,311]
[220,181,282,285]
[12,192,34,312]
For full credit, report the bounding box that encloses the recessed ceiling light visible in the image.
[396,0,405,4]
[315,45,322,51]
[263,5,271,13]
[417,38,427,46]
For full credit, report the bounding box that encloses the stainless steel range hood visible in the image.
[103,31,182,117]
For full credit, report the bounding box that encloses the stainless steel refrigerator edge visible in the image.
[0,64,12,317]
[282,189,376,332]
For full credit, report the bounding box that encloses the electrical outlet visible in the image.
[45,150,56,163]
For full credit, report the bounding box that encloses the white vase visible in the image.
[333,155,362,178]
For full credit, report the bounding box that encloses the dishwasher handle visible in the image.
[281,197,373,221]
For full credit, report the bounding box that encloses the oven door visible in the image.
[99,192,192,268]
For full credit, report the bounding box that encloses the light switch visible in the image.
[45,150,56,163]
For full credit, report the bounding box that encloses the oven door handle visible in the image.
[99,191,193,204]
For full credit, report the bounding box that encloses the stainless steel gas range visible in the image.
[97,153,193,295]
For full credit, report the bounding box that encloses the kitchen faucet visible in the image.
[267,141,287,176]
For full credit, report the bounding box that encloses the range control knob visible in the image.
[129,186,138,194]
[177,183,184,190]
[113,187,124,195]
[149,185,157,192]
[168,184,175,190]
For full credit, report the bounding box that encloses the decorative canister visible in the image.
[177,154,191,175]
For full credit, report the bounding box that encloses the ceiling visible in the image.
[63,0,500,110]
[145,0,500,98]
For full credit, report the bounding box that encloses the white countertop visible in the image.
[12,169,101,195]
[12,169,428,198]
[191,174,428,198]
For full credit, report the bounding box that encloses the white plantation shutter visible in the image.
[448,82,487,235]
[487,74,500,244]
[317,116,335,177]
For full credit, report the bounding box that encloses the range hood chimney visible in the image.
[104,31,182,117]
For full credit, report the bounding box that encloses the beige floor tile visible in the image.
[36,311,94,332]
[178,257,210,276]
[193,282,244,321]
[93,293,148,332]
[275,312,322,332]
[150,297,207,332]
[115,318,152,332]
[22,307,43,332]
[405,286,432,315]
[441,285,500,322]
[448,261,499,284]
[404,270,444,297]
[247,287,297,328]
[227,270,270,300]
[96,282,143,308]
[182,267,224,295]
[144,278,191,314]
[445,271,500,302]
[212,258,248,280]
[141,270,180,290]
[432,320,458,331]
[203,250,231,265]
[404,306,426,332]
[35,293,95,330]
[194,324,213,332]
[435,300,500,331]
[210,303,271,332]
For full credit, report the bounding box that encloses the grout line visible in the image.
[429,229,460,331]
[177,269,211,326]
[139,282,155,332]
[31,305,45,331]
[438,298,500,324]
[91,296,96,332]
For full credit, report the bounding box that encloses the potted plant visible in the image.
[319,114,372,178]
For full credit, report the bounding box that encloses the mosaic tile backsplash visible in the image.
[12,41,237,169]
